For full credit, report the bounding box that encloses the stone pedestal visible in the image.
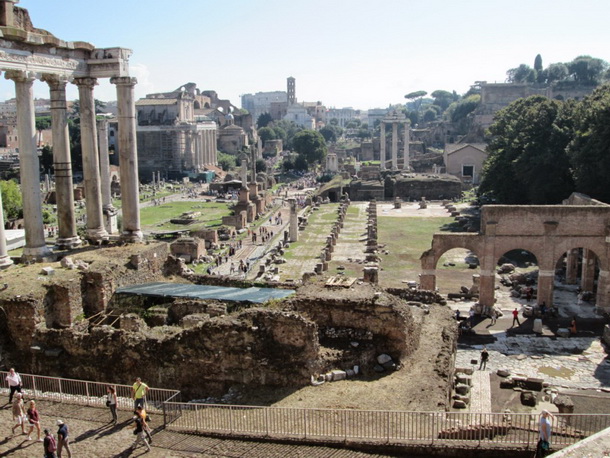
[289,198,298,242]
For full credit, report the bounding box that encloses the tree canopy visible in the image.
[0,179,22,220]
[479,95,575,204]
[256,112,273,128]
[292,130,327,167]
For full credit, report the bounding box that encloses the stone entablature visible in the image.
[420,197,610,311]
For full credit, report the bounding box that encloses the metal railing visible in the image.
[3,371,610,451]
[0,371,180,414]
[162,403,610,449]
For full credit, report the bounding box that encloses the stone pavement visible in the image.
[469,370,492,414]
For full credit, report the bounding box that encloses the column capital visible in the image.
[73,76,98,89]
[110,76,137,87]
[4,70,36,84]
[41,74,70,89]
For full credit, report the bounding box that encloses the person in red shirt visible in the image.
[511,308,521,327]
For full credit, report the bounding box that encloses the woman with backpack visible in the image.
[43,428,57,458]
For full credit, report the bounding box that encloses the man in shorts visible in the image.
[132,377,149,410]
[11,393,27,435]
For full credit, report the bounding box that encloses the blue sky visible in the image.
[1,0,609,110]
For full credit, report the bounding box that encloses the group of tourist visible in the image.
[5,370,155,454]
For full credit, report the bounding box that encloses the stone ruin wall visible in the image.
[0,247,429,399]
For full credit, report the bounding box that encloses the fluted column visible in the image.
[0,189,13,269]
[73,77,107,241]
[6,70,53,261]
[391,122,398,170]
[111,76,142,242]
[403,122,410,170]
[379,122,386,170]
[44,75,80,249]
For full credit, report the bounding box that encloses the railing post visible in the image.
[343,409,347,441]
[58,378,63,400]
[265,407,269,437]
[303,408,308,440]
[85,381,90,406]
[32,376,37,398]
[386,411,390,443]
[229,406,233,434]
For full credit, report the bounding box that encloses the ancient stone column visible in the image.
[379,122,386,170]
[240,160,248,186]
[565,248,579,285]
[74,77,108,242]
[403,122,410,170]
[391,121,398,170]
[44,75,80,249]
[478,272,496,306]
[597,270,610,311]
[0,189,13,269]
[111,76,143,242]
[537,270,555,306]
[581,249,596,292]
[6,70,53,261]
[289,198,298,242]
[97,118,118,234]
[184,130,194,170]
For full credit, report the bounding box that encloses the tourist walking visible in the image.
[490,309,497,326]
[11,392,27,435]
[56,419,72,457]
[536,409,553,457]
[107,385,118,425]
[26,399,42,441]
[511,307,521,327]
[43,428,58,458]
[136,405,153,443]
[132,377,149,410]
[131,413,151,452]
[5,367,22,402]
[479,347,489,370]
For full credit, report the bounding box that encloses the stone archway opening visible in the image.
[554,248,601,318]
[435,248,480,296]
[495,249,539,307]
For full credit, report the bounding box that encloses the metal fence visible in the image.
[162,403,610,449]
[3,371,610,450]
[0,371,181,414]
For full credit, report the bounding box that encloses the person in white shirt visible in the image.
[5,368,22,403]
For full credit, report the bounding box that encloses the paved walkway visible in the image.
[0,395,393,457]
[469,371,492,414]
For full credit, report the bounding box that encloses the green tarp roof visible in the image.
[115,282,295,304]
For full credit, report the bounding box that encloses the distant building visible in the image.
[284,104,315,129]
[241,91,287,124]
[135,82,218,180]
[367,108,390,129]
[326,107,360,127]
[444,143,487,185]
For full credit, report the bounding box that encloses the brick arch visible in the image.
[494,244,542,268]
[553,239,609,272]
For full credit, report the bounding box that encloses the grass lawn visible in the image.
[140,201,232,231]
[378,215,453,288]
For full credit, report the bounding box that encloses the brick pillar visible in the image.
[379,122,386,170]
[537,270,555,307]
[597,270,610,312]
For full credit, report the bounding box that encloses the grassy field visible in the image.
[378,215,475,290]
[140,201,232,231]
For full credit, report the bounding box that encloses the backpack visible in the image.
[48,435,57,452]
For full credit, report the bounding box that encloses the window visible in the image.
[462,165,474,177]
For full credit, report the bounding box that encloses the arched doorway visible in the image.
[435,248,480,296]
[495,248,539,305]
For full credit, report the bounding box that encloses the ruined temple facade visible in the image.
[0,0,142,259]
[136,83,217,179]
[421,194,610,312]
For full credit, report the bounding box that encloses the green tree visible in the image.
[257,126,276,144]
[319,126,337,143]
[0,179,22,220]
[480,95,575,204]
[423,107,437,122]
[40,145,54,175]
[404,90,427,112]
[256,112,273,128]
[546,63,569,82]
[568,56,609,85]
[506,64,536,83]
[534,54,543,72]
[568,83,610,202]
[294,154,309,171]
[217,151,236,171]
[255,158,267,173]
[292,130,327,166]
